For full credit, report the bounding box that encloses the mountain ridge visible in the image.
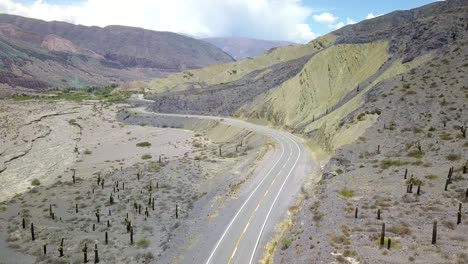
[0,13,234,91]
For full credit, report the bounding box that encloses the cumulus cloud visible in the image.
[312,12,339,25]
[330,18,356,30]
[0,0,320,43]
[365,13,383,19]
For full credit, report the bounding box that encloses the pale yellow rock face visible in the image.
[144,34,337,93]
[244,41,389,128]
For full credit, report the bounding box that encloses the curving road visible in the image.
[130,97,316,264]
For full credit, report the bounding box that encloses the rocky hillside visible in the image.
[0,14,234,92]
[138,0,468,262]
[202,37,295,60]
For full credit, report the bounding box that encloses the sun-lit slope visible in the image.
[240,41,389,127]
[144,35,336,93]
[308,54,433,152]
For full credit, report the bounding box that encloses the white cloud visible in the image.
[330,17,356,30]
[0,0,319,43]
[365,13,383,19]
[312,12,339,25]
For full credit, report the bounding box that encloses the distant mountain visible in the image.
[202,37,296,60]
[0,14,234,90]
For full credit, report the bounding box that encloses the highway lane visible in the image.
[129,99,316,264]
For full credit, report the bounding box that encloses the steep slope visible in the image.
[135,34,334,94]
[202,37,296,60]
[0,14,234,91]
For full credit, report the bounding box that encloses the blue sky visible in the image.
[2,0,441,43]
[303,0,439,35]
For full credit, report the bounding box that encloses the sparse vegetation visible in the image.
[31,179,41,186]
[281,238,292,250]
[136,142,152,147]
[84,149,92,155]
[136,239,150,248]
[141,154,152,160]
[339,187,354,198]
[446,154,460,161]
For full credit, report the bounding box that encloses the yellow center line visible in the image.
[227,148,292,264]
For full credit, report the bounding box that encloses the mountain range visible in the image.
[202,37,296,60]
[0,14,234,91]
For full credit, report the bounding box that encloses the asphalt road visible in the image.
[130,97,316,264]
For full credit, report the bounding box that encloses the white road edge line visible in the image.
[205,131,288,264]
[248,133,302,264]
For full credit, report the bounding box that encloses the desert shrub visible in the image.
[281,238,292,250]
[380,159,409,169]
[387,223,411,236]
[446,154,460,161]
[31,179,41,186]
[136,239,150,248]
[136,142,151,147]
[84,149,92,155]
[141,154,152,160]
[440,134,452,140]
[339,187,354,198]
[425,174,438,180]
[407,150,424,159]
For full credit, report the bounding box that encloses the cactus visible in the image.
[457,211,462,225]
[416,184,421,195]
[107,220,110,228]
[108,209,111,216]
[126,221,132,233]
[432,221,437,244]
[101,179,104,189]
[461,126,466,138]
[176,204,178,219]
[31,222,35,241]
[219,145,222,156]
[377,145,380,154]
[159,155,162,163]
[22,217,26,229]
[416,141,422,153]
[404,168,408,179]
[96,209,100,223]
[105,231,108,245]
[110,193,114,205]
[93,224,95,231]
[387,238,391,250]
[72,169,76,184]
[130,226,134,245]
[354,207,358,219]
[76,203,79,213]
[138,204,142,215]
[58,238,64,257]
[380,223,385,246]
[94,244,99,263]
[43,243,47,255]
[152,198,155,211]
[83,243,88,263]
[377,209,381,220]
[445,179,450,191]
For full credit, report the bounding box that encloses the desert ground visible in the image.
[0,99,272,263]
